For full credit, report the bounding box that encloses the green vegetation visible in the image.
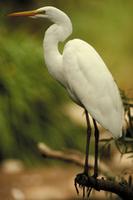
[0,0,132,165]
[0,27,85,164]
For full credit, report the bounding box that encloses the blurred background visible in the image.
[0,0,133,199]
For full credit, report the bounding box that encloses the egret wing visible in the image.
[63,39,124,137]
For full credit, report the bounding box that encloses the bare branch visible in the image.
[75,174,133,200]
[38,142,133,199]
[38,142,113,176]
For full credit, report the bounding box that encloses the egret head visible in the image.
[8,6,70,25]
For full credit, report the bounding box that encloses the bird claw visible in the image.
[74,178,79,195]
[74,173,90,198]
[74,173,102,198]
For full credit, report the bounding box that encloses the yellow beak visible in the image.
[8,10,37,17]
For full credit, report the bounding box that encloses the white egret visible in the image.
[9,7,124,180]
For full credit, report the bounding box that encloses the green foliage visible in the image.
[0,26,84,165]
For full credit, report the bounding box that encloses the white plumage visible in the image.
[63,39,123,137]
[9,6,124,138]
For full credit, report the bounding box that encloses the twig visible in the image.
[38,142,113,176]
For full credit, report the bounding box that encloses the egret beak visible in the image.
[8,10,37,17]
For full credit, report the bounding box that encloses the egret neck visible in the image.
[43,14,72,86]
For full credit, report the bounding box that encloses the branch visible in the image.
[38,142,133,199]
[75,174,133,200]
[38,142,113,176]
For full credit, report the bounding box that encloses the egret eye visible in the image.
[38,10,46,15]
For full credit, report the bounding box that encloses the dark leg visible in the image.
[74,109,92,197]
[93,118,99,178]
[84,109,91,175]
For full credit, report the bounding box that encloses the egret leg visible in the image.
[74,110,91,196]
[93,118,99,178]
[84,109,91,175]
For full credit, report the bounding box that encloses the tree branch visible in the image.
[38,142,113,176]
[38,142,133,199]
[75,174,133,200]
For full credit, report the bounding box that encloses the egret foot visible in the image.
[74,172,89,198]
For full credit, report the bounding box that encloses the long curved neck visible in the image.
[43,16,72,86]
